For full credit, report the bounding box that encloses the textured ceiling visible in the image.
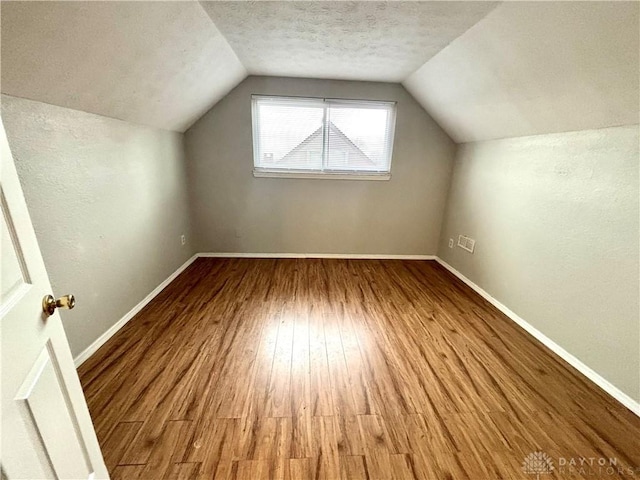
[1,1,637,141]
[199,1,499,82]
[0,1,247,132]
[403,1,640,143]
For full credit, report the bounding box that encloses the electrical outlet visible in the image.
[448,238,454,248]
[181,234,186,246]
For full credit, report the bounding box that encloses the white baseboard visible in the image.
[435,257,640,417]
[73,254,199,367]
[197,252,436,260]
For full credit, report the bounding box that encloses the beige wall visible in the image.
[1,95,194,358]
[438,125,640,401]
[185,76,456,255]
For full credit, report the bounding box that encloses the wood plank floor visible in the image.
[78,258,640,480]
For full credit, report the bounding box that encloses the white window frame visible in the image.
[251,95,397,180]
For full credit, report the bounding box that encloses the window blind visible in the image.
[252,95,396,177]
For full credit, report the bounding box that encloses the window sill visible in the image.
[252,169,391,181]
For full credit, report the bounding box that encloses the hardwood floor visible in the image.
[78,258,640,480]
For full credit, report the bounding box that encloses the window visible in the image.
[251,95,396,180]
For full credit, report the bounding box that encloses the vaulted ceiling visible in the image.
[1,1,247,132]
[404,1,640,142]
[2,1,638,142]
[199,1,498,82]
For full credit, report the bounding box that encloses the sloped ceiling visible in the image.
[403,1,640,143]
[199,1,499,83]
[1,1,637,141]
[1,1,498,133]
[0,1,247,132]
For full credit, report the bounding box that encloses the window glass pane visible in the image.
[255,99,325,170]
[327,104,392,172]
[252,96,395,177]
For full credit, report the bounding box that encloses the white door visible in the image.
[0,118,109,479]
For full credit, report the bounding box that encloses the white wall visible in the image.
[438,125,640,401]
[1,95,194,358]
[185,76,456,255]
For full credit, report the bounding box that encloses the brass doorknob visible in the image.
[42,294,75,316]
